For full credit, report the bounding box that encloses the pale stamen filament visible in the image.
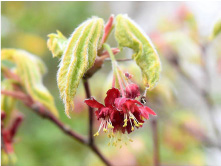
[123,113,128,127]
[129,112,143,126]
[129,116,134,131]
[117,66,130,86]
[94,120,104,136]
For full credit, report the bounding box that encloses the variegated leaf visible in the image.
[1,49,59,117]
[57,17,104,118]
[115,14,161,90]
[47,30,68,58]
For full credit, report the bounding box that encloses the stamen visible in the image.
[123,114,128,127]
[129,116,134,132]
[134,120,139,127]
[94,132,99,136]
[94,120,104,136]
[103,128,107,133]
[138,122,143,126]
[131,126,134,131]
[108,119,114,129]
[108,123,114,129]
[129,112,140,127]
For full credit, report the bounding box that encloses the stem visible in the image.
[103,43,125,97]
[83,79,94,145]
[151,118,160,166]
[83,79,112,166]
[103,43,117,63]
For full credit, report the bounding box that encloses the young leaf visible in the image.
[115,14,161,90]
[1,49,59,117]
[47,30,68,58]
[57,17,104,118]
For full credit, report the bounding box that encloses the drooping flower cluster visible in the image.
[85,71,156,146]
[85,43,157,146]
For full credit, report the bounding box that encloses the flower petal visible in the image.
[84,97,104,108]
[104,88,121,107]
[99,107,111,117]
[144,106,156,115]
[114,97,128,110]
[139,107,149,119]
[125,83,140,99]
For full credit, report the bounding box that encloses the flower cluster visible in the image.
[85,72,156,146]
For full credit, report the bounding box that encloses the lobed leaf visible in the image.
[1,49,59,117]
[115,14,161,90]
[57,17,104,118]
[47,30,68,58]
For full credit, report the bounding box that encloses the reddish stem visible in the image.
[2,68,20,82]
[100,48,120,58]
[1,90,28,101]
[83,79,94,145]
[1,88,112,166]
[112,74,116,88]
[83,79,112,166]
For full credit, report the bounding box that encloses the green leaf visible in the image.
[47,30,68,58]
[57,17,104,118]
[1,49,59,117]
[211,19,221,39]
[115,14,161,90]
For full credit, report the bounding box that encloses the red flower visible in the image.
[85,88,120,136]
[84,84,156,137]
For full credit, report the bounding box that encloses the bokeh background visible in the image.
[1,1,221,166]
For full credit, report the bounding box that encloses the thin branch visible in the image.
[1,90,28,101]
[1,88,112,166]
[1,90,87,145]
[83,79,94,145]
[151,118,160,166]
[83,79,112,166]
